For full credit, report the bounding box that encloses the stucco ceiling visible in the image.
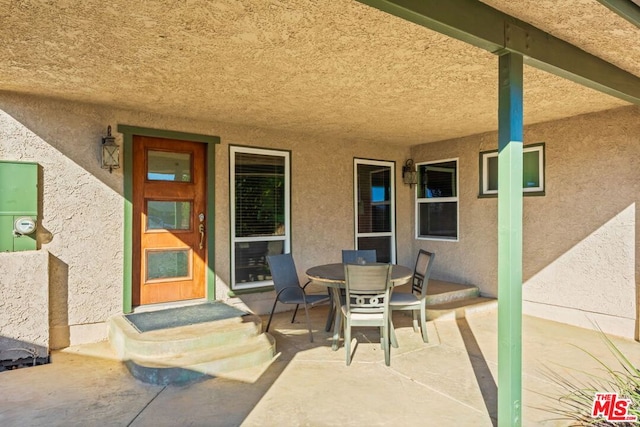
[1,0,638,145]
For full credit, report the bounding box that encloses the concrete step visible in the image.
[425,280,480,305]
[426,297,498,320]
[108,314,263,360]
[125,333,277,385]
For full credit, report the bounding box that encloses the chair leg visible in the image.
[265,299,279,332]
[303,303,314,342]
[389,315,398,349]
[412,310,420,333]
[344,317,352,365]
[291,304,299,323]
[383,321,390,366]
[420,304,428,343]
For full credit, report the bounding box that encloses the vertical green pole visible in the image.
[497,52,524,426]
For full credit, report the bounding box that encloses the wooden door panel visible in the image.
[132,136,207,306]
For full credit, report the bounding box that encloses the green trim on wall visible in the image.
[117,124,220,314]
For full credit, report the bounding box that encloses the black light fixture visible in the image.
[402,159,417,188]
[101,125,120,173]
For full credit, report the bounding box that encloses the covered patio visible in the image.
[1,306,639,426]
[1,1,639,425]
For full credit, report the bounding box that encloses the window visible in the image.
[479,143,545,197]
[230,146,290,290]
[354,159,396,263]
[416,159,458,241]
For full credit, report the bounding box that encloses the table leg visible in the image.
[330,287,342,351]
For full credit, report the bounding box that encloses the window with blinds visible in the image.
[416,159,459,241]
[230,146,290,290]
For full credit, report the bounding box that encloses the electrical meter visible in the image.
[14,217,37,235]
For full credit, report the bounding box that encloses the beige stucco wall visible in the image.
[0,91,414,347]
[1,89,637,346]
[411,105,640,339]
[0,251,49,358]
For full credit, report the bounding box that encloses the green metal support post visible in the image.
[497,52,524,426]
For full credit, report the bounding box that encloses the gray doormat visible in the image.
[125,302,249,333]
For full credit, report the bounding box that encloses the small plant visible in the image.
[538,329,640,426]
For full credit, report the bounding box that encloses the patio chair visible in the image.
[389,250,435,344]
[325,249,379,329]
[342,263,393,366]
[341,249,377,264]
[266,253,330,342]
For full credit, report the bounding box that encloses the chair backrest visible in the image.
[343,263,392,315]
[266,254,303,299]
[341,249,377,264]
[412,250,435,297]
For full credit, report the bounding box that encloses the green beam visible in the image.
[497,53,524,427]
[596,0,640,28]
[355,0,640,105]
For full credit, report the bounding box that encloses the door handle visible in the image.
[199,224,205,249]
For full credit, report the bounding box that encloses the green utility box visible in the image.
[0,161,38,252]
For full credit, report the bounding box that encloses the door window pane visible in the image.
[357,236,392,263]
[147,201,191,230]
[147,151,191,182]
[357,165,392,233]
[146,249,190,281]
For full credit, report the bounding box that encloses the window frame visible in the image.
[415,158,459,242]
[479,143,545,197]
[229,145,291,291]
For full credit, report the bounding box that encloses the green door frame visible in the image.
[117,125,220,313]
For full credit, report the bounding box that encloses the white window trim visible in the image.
[415,157,459,242]
[230,146,291,291]
[481,144,544,195]
[353,158,396,263]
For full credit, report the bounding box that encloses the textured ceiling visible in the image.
[1,0,637,145]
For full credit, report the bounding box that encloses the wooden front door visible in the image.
[132,136,207,305]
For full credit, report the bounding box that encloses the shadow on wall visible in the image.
[49,253,70,349]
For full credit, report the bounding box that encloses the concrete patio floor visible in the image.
[1,306,639,426]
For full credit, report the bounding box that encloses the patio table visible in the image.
[306,263,413,351]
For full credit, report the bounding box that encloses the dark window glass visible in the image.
[418,202,458,239]
[235,153,285,238]
[418,161,457,199]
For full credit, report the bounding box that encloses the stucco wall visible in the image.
[411,105,640,339]
[0,251,49,359]
[2,90,637,345]
[0,91,413,346]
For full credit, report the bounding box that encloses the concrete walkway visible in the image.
[1,307,639,426]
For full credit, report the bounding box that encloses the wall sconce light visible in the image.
[101,125,120,173]
[402,159,418,188]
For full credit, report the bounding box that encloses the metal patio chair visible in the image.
[265,253,330,342]
[389,249,435,344]
[342,263,393,366]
